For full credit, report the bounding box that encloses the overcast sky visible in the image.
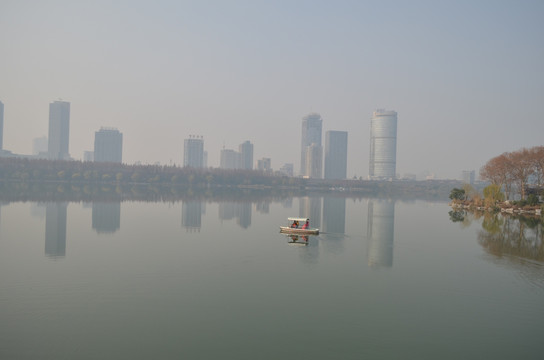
[1,0,543,179]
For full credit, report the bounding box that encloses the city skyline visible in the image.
[1,1,543,179]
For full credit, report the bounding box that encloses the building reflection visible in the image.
[182,201,203,232]
[92,202,121,234]
[218,202,252,229]
[299,197,321,230]
[367,199,395,267]
[321,196,346,254]
[255,201,270,214]
[322,196,346,234]
[45,202,67,258]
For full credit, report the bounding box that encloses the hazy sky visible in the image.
[1,0,543,179]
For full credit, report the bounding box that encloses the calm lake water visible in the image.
[0,196,543,360]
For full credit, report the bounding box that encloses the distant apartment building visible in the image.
[184,136,204,168]
[94,127,123,163]
[0,100,4,150]
[83,151,94,162]
[48,100,70,160]
[239,140,254,170]
[279,163,294,177]
[33,136,48,155]
[300,113,323,177]
[462,170,475,184]
[220,148,241,169]
[257,158,271,172]
[324,130,348,180]
[305,143,323,179]
[369,109,397,180]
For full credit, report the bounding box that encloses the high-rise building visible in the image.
[462,170,475,184]
[48,101,70,160]
[324,131,348,180]
[257,158,271,172]
[0,100,4,150]
[305,143,323,179]
[300,113,323,176]
[184,136,204,168]
[94,127,123,163]
[220,148,241,169]
[239,141,254,170]
[369,109,397,180]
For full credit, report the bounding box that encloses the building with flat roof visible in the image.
[239,140,253,170]
[48,101,70,160]
[324,130,348,180]
[94,127,122,163]
[184,136,204,168]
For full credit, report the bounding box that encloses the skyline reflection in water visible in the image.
[0,197,542,359]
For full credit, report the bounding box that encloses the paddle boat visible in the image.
[279,217,319,235]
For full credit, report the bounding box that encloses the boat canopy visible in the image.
[287,217,310,222]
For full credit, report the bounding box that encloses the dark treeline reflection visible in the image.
[478,213,543,262]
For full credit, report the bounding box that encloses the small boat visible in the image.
[279,217,319,235]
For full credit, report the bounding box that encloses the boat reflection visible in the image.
[286,234,310,246]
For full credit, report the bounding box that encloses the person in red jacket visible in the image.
[302,220,309,229]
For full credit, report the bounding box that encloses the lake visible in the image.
[0,195,543,359]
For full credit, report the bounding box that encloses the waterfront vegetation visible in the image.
[449,146,544,218]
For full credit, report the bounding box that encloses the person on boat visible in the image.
[302,220,309,229]
[291,220,299,228]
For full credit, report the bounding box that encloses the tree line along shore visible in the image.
[0,157,460,202]
[450,146,544,217]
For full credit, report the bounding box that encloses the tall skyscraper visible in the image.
[184,136,204,168]
[48,100,70,160]
[94,127,123,163]
[300,113,323,177]
[0,100,4,150]
[369,109,397,180]
[324,131,348,180]
[239,140,254,170]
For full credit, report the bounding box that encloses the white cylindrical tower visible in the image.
[369,109,397,180]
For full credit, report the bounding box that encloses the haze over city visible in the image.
[1,0,542,179]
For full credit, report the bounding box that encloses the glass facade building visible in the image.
[184,137,204,168]
[48,101,70,160]
[94,127,123,163]
[324,130,348,180]
[369,109,397,180]
[300,113,323,177]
